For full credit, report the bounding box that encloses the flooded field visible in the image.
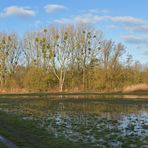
[0,93,148,147]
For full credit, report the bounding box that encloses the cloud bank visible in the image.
[0,6,36,17]
[122,35,148,45]
[54,13,145,25]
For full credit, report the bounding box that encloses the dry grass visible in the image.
[123,84,148,92]
[0,88,28,94]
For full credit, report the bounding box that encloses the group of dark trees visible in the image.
[0,25,147,92]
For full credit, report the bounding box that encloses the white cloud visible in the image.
[54,14,145,25]
[126,24,148,33]
[106,16,144,24]
[54,14,104,24]
[82,9,110,14]
[44,4,66,13]
[0,6,36,17]
[122,35,148,45]
[74,14,104,24]
[144,50,148,55]
[54,18,71,24]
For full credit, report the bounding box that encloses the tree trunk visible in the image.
[59,81,63,92]
[83,67,85,91]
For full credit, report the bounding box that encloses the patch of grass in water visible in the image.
[142,124,148,129]
[0,111,84,148]
[0,142,7,148]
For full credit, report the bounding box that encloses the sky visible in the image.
[0,0,148,64]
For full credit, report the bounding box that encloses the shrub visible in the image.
[24,67,49,91]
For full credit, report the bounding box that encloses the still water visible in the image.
[0,94,148,147]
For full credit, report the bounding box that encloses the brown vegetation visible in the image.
[123,84,148,92]
[0,25,147,93]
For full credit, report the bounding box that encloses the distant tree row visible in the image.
[0,25,147,92]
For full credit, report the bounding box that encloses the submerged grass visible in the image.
[0,93,147,147]
[0,142,7,148]
[0,111,83,148]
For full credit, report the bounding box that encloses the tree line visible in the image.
[0,25,147,92]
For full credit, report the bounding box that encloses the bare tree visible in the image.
[100,40,125,90]
[0,33,21,88]
[24,26,74,91]
[74,26,102,90]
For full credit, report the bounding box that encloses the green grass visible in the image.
[0,111,83,148]
[0,142,7,148]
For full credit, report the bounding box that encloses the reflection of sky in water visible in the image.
[119,112,148,136]
[0,95,148,147]
[40,110,148,146]
[37,99,148,147]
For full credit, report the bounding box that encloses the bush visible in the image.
[24,67,49,91]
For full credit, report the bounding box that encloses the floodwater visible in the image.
[0,94,148,147]
[0,135,18,148]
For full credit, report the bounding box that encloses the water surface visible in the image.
[0,94,147,147]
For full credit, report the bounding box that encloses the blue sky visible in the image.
[0,0,148,64]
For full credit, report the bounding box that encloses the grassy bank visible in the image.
[0,91,148,97]
[0,111,82,148]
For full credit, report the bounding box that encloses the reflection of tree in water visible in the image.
[0,96,147,147]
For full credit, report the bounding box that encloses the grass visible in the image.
[0,91,148,100]
[123,84,148,93]
[0,111,83,148]
[0,142,7,148]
